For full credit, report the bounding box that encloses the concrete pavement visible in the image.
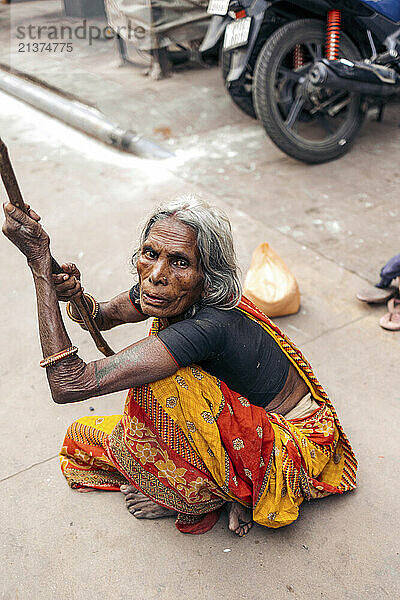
[1,0,398,282]
[0,2,399,599]
[1,91,399,600]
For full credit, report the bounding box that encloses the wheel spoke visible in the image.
[309,92,349,116]
[284,97,305,129]
[277,66,302,82]
[304,42,323,59]
[278,94,296,105]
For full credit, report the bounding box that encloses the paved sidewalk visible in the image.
[1,0,236,141]
[1,0,399,283]
[0,2,399,599]
[1,90,399,600]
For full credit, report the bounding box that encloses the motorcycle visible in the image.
[201,1,400,163]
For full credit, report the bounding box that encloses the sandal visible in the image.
[356,284,396,304]
[379,298,400,331]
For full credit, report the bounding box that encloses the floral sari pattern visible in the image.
[60,296,357,533]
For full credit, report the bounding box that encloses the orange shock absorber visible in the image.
[293,44,305,69]
[326,10,341,60]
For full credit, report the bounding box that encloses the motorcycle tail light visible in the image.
[235,10,247,19]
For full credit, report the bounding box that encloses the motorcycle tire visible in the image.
[253,19,364,164]
[221,21,279,119]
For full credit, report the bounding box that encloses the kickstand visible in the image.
[376,103,385,122]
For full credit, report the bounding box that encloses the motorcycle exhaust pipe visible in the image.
[309,60,400,98]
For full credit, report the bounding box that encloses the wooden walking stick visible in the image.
[0,138,115,357]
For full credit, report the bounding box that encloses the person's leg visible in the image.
[227,501,253,537]
[106,376,228,533]
[120,484,176,518]
[60,415,127,490]
[61,416,176,517]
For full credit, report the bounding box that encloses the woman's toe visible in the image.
[120,484,136,495]
[125,499,137,508]
[125,492,139,501]
[237,521,253,536]
[243,524,251,535]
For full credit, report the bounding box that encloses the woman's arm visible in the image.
[2,203,178,404]
[35,263,178,404]
[47,335,179,405]
[53,264,147,330]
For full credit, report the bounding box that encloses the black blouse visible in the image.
[130,286,290,407]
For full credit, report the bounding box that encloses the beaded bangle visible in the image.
[66,293,99,324]
[66,300,83,323]
[40,346,78,368]
[88,293,100,319]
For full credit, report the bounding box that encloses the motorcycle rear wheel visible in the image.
[253,19,364,163]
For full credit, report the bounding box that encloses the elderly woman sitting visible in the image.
[2,196,357,536]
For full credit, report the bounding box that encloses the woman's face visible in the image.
[136,217,204,319]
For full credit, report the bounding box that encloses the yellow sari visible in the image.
[60,296,357,533]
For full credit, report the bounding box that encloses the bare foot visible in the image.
[120,484,176,519]
[228,501,253,537]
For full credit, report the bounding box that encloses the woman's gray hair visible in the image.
[132,195,242,315]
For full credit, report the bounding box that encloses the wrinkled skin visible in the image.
[136,217,204,319]
[51,217,206,320]
[52,262,83,302]
[2,203,50,268]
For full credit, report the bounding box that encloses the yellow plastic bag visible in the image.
[244,243,300,317]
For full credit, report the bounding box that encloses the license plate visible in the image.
[223,17,251,50]
[207,0,230,15]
